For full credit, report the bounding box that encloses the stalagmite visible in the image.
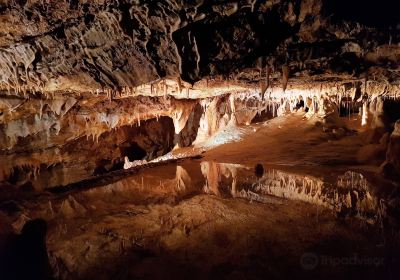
[361,101,369,126]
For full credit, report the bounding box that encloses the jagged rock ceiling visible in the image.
[0,0,399,96]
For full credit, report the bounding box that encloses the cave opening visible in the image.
[251,108,274,123]
[119,142,146,162]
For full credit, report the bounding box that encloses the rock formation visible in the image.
[0,2,399,278]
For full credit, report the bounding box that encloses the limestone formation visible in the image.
[0,2,400,278]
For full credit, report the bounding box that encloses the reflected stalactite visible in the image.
[256,169,382,224]
[44,160,385,226]
[175,165,192,192]
[199,161,385,224]
[201,161,222,196]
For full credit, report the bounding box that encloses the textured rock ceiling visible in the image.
[0,0,399,96]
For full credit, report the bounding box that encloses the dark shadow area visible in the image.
[383,99,400,125]
[119,141,147,161]
[294,99,305,110]
[251,108,274,123]
[339,99,361,117]
[324,0,399,28]
[0,219,53,280]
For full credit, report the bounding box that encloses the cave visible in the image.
[0,1,400,279]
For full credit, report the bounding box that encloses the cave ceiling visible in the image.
[0,0,399,97]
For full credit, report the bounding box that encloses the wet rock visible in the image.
[60,196,86,218]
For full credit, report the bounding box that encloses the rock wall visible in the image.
[0,95,197,152]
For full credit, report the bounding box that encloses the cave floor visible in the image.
[1,112,400,279]
[203,112,365,168]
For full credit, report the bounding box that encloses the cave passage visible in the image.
[1,1,400,280]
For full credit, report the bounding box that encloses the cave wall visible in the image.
[0,95,198,152]
[0,95,198,189]
[0,81,399,194]
[0,116,176,190]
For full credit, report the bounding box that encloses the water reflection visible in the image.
[0,154,92,191]
[199,162,384,224]
[0,155,387,227]
[1,160,395,280]
[3,160,388,230]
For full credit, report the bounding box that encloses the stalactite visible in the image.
[260,65,271,100]
[177,77,183,93]
[282,65,289,92]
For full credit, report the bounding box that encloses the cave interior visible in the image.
[0,0,400,279]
